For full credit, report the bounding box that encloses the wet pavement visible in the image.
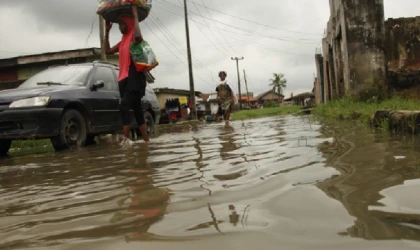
[1,115,420,250]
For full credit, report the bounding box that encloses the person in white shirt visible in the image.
[216,71,237,124]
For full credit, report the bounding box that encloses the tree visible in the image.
[269,73,287,103]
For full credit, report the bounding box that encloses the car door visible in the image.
[89,66,121,132]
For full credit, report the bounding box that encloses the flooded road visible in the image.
[1,115,420,250]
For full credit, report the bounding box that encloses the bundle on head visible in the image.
[97,0,152,23]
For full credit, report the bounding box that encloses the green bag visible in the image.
[130,40,159,72]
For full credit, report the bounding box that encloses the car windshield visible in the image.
[18,65,93,89]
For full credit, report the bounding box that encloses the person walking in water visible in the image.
[104,6,149,144]
[216,71,236,124]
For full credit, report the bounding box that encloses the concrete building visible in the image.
[316,0,388,102]
[385,16,420,99]
[315,1,420,104]
[153,88,202,110]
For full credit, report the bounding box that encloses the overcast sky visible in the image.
[0,0,418,97]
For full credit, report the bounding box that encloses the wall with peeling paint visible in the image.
[319,0,387,103]
[385,16,420,98]
[385,17,420,70]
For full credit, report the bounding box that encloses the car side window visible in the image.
[91,66,117,91]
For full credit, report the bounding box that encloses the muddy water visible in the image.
[1,115,420,250]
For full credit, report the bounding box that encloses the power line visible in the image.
[155,3,252,39]
[144,21,212,85]
[154,3,230,58]
[85,14,97,48]
[154,4,314,57]
[157,0,319,45]
[190,0,232,55]
[186,0,322,36]
[198,0,238,54]
[220,32,311,56]
[144,22,188,67]
[149,14,213,76]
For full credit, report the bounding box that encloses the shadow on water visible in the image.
[317,119,420,240]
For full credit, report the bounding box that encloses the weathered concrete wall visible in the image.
[317,2,420,103]
[313,77,319,105]
[372,110,420,135]
[388,68,420,99]
[321,38,331,102]
[314,54,324,104]
[317,0,387,102]
[318,0,388,102]
[342,0,387,100]
[384,17,420,99]
[385,17,420,70]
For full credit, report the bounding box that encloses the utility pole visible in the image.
[231,57,244,110]
[243,70,251,108]
[99,16,107,61]
[183,0,196,119]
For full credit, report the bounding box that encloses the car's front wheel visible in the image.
[51,109,87,151]
[0,139,11,157]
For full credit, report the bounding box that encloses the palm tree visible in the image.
[269,73,287,103]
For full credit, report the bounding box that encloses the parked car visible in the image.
[0,61,160,156]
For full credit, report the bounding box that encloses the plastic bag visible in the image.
[97,0,152,23]
[130,40,159,72]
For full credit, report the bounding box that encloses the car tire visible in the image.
[51,109,87,151]
[0,139,11,157]
[144,111,155,136]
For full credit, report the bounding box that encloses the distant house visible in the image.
[256,90,284,105]
[198,93,219,114]
[153,88,202,110]
[237,95,259,109]
[284,92,315,107]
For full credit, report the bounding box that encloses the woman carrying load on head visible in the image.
[104,5,149,144]
[216,71,236,124]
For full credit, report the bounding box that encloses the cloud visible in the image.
[0,0,418,96]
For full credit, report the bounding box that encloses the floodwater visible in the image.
[1,115,420,250]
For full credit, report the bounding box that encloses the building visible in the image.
[256,90,284,105]
[315,0,387,102]
[284,92,315,107]
[385,16,420,99]
[237,96,259,109]
[0,48,158,91]
[197,93,218,115]
[153,88,202,110]
[0,48,117,90]
[314,0,420,103]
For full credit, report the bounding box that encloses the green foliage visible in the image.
[264,100,279,108]
[269,73,287,97]
[312,97,420,123]
[9,139,54,156]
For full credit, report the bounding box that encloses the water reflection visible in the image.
[3,116,420,249]
[111,146,170,242]
[219,124,238,161]
[317,120,420,240]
